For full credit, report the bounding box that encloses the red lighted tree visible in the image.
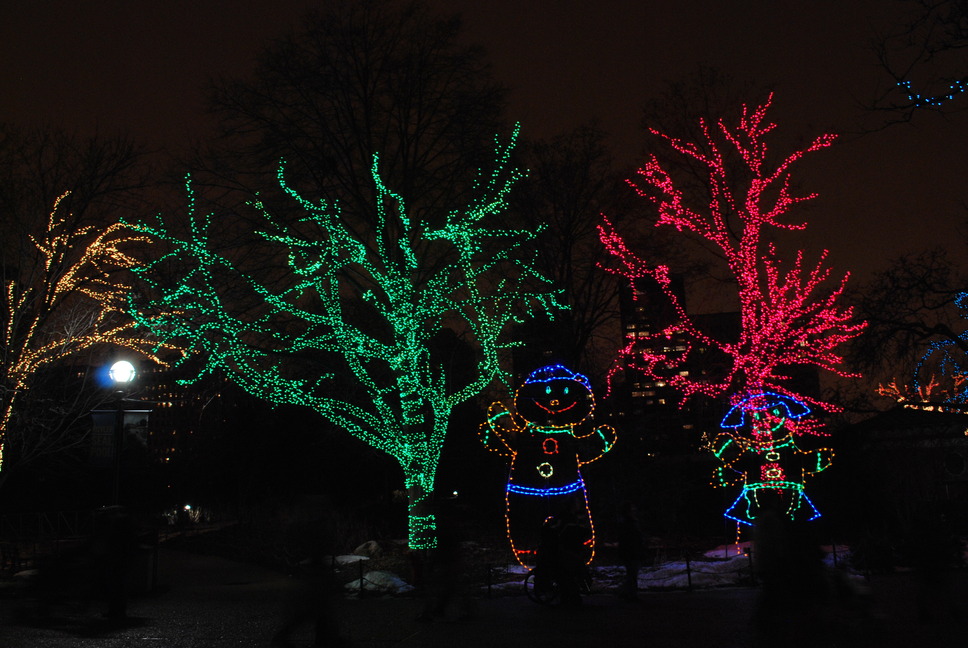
[599,95,866,411]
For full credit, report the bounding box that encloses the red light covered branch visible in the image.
[600,95,866,409]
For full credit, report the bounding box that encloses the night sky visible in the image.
[4,0,968,288]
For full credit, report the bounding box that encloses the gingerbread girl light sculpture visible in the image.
[711,390,833,527]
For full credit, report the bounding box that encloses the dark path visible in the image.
[0,548,965,647]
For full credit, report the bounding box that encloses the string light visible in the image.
[898,78,968,108]
[409,514,437,550]
[720,390,811,428]
[123,127,565,550]
[507,479,585,497]
[913,291,968,408]
[710,391,832,527]
[1,192,177,470]
[598,94,866,413]
[480,364,616,566]
[723,482,822,527]
[878,374,968,412]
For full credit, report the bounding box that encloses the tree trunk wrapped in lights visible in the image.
[125,128,563,549]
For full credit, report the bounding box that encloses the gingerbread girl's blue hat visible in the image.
[721,390,811,429]
[524,364,592,391]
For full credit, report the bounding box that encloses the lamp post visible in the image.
[109,361,135,505]
[90,361,150,505]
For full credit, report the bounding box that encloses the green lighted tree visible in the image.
[126,129,563,548]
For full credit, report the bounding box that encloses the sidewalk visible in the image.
[0,547,965,648]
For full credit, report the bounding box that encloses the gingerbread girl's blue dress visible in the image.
[480,365,616,567]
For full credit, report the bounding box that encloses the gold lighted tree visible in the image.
[1,192,179,470]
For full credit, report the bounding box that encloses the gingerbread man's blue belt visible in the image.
[506,479,584,496]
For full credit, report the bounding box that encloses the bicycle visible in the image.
[524,568,560,605]
[524,565,592,605]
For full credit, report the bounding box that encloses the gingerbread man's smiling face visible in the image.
[515,365,594,428]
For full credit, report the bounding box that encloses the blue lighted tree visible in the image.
[913,291,968,408]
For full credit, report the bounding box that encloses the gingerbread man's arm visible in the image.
[577,424,617,466]
[479,401,520,458]
[803,446,834,476]
[710,433,746,488]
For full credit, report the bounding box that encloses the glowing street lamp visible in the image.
[109,360,136,386]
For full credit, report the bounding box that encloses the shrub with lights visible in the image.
[124,127,564,550]
[480,364,615,567]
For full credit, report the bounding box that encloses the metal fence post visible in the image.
[746,546,755,586]
[685,555,692,591]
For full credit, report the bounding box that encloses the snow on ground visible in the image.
[327,554,369,567]
[335,545,858,596]
[344,569,415,594]
[480,554,755,594]
[329,554,418,595]
[635,552,753,590]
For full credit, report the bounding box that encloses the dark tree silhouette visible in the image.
[850,248,968,410]
[507,125,640,379]
[201,0,506,226]
[871,0,968,125]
